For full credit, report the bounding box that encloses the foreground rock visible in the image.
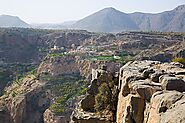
[72,60,185,123]
[117,60,185,123]
[147,91,185,123]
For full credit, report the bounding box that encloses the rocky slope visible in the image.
[0,28,184,64]
[72,60,185,123]
[0,75,51,123]
[37,55,121,79]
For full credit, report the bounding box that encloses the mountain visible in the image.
[130,4,185,32]
[0,15,30,28]
[72,5,185,32]
[72,7,139,32]
[0,4,184,32]
[31,21,76,29]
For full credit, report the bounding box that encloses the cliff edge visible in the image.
[72,60,185,123]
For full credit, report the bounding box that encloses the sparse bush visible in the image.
[95,83,111,111]
[48,75,89,114]
[172,57,185,65]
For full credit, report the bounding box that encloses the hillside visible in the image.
[0,15,30,28]
[72,5,185,32]
[130,4,185,32]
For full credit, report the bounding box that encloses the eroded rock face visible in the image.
[72,60,185,123]
[0,75,51,123]
[159,75,185,92]
[117,60,185,123]
[147,91,185,123]
[72,65,119,123]
[3,60,185,123]
[37,55,121,80]
[0,104,12,123]
[44,109,67,123]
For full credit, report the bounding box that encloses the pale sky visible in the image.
[0,0,185,24]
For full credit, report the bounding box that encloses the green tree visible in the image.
[95,83,112,111]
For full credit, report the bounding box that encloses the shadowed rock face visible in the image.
[0,75,51,123]
[72,65,119,123]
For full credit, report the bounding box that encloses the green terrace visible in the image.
[87,55,135,64]
[39,74,89,114]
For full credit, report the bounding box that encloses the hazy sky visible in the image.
[0,0,185,23]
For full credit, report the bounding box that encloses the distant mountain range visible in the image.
[0,4,185,32]
[72,5,185,32]
[32,21,76,29]
[0,15,30,28]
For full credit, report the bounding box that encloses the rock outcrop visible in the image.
[37,55,121,80]
[71,60,185,123]
[72,65,119,123]
[117,60,185,123]
[43,109,67,123]
[0,75,51,123]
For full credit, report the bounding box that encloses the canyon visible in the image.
[0,28,185,123]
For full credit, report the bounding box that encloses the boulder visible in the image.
[150,71,165,82]
[147,91,185,123]
[160,75,185,92]
[142,68,155,78]
[43,109,67,123]
[130,80,161,102]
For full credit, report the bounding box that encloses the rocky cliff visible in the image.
[37,55,121,79]
[72,60,185,123]
[0,75,51,123]
[72,64,119,123]
[117,60,185,123]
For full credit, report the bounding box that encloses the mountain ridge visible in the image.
[0,4,185,32]
[0,15,30,28]
[72,7,139,32]
[72,4,185,32]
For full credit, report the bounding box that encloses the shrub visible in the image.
[95,83,111,111]
[172,57,185,65]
